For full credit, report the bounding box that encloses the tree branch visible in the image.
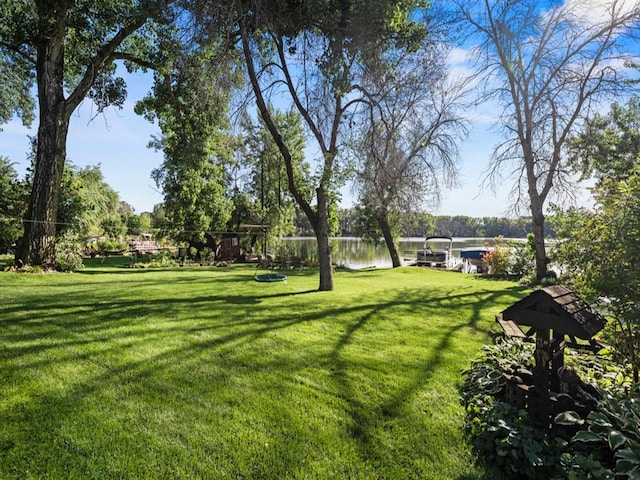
[234,0,317,228]
[273,34,328,156]
[112,52,157,70]
[65,0,169,116]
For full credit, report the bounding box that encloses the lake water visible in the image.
[279,237,500,269]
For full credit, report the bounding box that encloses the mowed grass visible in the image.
[0,260,525,479]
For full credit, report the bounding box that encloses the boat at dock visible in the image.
[413,236,456,269]
[460,245,492,273]
[405,237,494,273]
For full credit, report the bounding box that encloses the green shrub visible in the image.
[200,247,215,264]
[148,250,179,268]
[96,239,128,253]
[482,235,537,278]
[556,386,640,479]
[482,236,512,276]
[462,338,637,479]
[564,349,633,395]
[129,250,179,269]
[508,234,537,278]
[55,235,84,272]
[466,397,567,479]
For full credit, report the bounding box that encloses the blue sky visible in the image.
[0,67,526,218]
[7,0,634,218]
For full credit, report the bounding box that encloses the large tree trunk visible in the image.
[530,199,548,280]
[235,0,335,291]
[13,2,157,267]
[315,186,334,291]
[378,212,401,268]
[16,20,69,267]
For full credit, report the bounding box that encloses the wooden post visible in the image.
[550,330,565,392]
[533,328,551,392]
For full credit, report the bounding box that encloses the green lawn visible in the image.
[0,260,525,479]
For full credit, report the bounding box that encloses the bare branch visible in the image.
[456,0,640,276]
[234,0,317,226]
[273,34,328,156]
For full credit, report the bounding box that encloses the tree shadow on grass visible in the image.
[326,283,526,476]
[0,271,525,478]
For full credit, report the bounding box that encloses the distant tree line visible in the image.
[294,208,556,239]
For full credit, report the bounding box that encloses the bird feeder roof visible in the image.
[501,285,606,340]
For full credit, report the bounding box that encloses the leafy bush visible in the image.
[482,240,512,276]
[96,239,128,253]
[467,397,567,479]
[550,168,640,382]
[482,235,537,278]
[509,234,537,278]
[148,250,179,268]
[556,386,640,479]
[559,451,615,480]
[55,235,84,272]
[129,250,179,269]
[200,247,215,264]
[564,349,634,395]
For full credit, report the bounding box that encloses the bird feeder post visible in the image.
[496,285,607,429]
[533,328,551,391]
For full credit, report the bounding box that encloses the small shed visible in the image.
[217,233,241,262]
[496,285,606,427]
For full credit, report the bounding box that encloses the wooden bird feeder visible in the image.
[496,285,606,427]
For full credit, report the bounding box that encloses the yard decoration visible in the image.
[497,285,606,428]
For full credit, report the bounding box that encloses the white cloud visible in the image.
[564,0,640,25]
[446,47,473,65]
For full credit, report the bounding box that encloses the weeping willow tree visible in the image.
[56,164,125,238]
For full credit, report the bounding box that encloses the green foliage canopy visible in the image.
[553,170,640,381]
[555,96,640,381]
[140,45,241,245]
[56,164,124,238]
[0,157,28,252]
[569,95,640,184]
[0,0,172,125]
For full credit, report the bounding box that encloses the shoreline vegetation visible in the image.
[304,211,557,239]
[0,261,523,479]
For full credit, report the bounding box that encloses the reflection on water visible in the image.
[279,237,499,269]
